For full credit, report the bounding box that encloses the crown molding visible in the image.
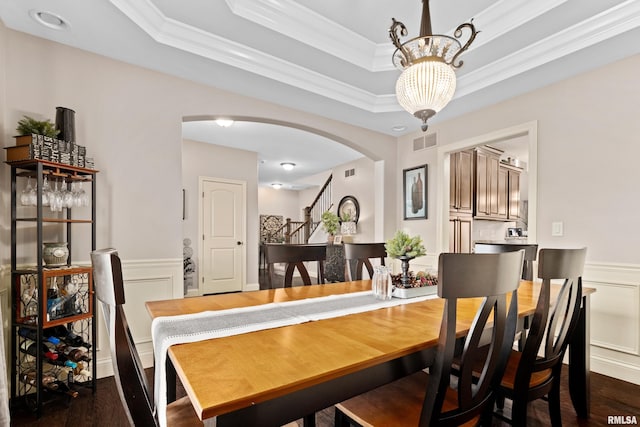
[110,0,640,113]
[227,0,569,73]
[457,0,640,97]
[226,0,378,70]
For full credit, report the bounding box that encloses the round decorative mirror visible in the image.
[338,196,360,224]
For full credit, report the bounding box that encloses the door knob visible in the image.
[237,241,243,245]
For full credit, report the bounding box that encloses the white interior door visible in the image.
[200,178,245,294]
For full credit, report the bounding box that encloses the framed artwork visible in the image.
[333,235,343,244]
[403,164,428,220]
[337,195,360,223]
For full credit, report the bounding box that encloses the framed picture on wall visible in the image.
[403,164,428,220]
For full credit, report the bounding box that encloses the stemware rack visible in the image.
[7,159,98,417]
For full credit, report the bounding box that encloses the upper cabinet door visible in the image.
[474,146,503,220]
[450,150,474,214]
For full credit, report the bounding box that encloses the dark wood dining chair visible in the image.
[474,243,539,350]
[343,243,387,281]
[91,248,202,427]
[334,250,524,427]
[474,243,538,280]
[264,243,326,288]
[493,247,586,426]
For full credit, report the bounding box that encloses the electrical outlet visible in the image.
[551,222,563,237]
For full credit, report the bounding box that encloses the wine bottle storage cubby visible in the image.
[15,268,93,327]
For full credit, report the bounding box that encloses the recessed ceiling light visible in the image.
[271,183,282,190]
[280,162,296,171]
[29,10,69,30]
[214,119,234,128]
[392,125,407,132]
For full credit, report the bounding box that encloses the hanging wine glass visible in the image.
[75,181,88,207]
[41,176,51,207]
[28,180,37,206]
[50,179,62,213]
[62,177,74,209]
[20,177,33,206]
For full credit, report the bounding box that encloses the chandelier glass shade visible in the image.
[389,2,478,131]
[395,57,456,122]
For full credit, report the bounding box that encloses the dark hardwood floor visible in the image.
[9,367,640,426]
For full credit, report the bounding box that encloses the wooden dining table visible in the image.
[145,280,594,426]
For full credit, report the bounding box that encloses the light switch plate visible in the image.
[551,221,563,237]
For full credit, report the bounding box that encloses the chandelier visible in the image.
[389,0,478,131]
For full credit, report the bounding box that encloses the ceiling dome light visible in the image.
[29,10,69,30]
[280,162,296,171]
[214,119,234,128]
[271,183,282,190]
[389,0,477,131]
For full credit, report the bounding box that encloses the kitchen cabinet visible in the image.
[474,146,502,219]
[449,215,473,253]
[449,149,473,214]
[497,166,508,219]
[507,166,521,220]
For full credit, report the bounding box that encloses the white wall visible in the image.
[0,27,396,267]
[331,157,377,243]
[0,25,397,378]
[396,54,640,384]
[182,139,259,289]
[258,187,303,222]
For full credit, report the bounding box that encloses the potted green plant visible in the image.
[321,210,340,241]
[385,230,426,287]
[16,115,59,138]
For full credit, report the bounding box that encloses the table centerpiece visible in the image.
[385,231,437,298]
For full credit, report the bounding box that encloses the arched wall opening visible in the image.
[181,115,397,293]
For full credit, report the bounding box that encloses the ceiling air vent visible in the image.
[413,133,437,151]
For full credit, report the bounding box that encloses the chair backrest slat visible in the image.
[91,248,157,427]
[474,243,538,280]
[420,250,524,426]
[263,244,326,287]
[514,247,586,393]
[343,243,386,281]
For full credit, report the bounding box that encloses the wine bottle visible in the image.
[19,339,59,361]
[62,346,91,362]
[47,380,78,398]
[47,356,77,369]
[46,277,60,316]
[18,327,60,345]
[20,371,58,390]
[46,325,91,349]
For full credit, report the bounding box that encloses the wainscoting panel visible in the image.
[3,259,640,385]
[95,258,182,378]
[584,262,640,384]
[584,263,640,355]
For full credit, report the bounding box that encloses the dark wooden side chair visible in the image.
[474,243,538,350]
[474,243,538,280]
[343,243,387,281]
[91,248,202,427]
[334,250,524,427]
[493,247,586,426]
[264,243,326,288]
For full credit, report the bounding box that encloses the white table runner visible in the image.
[151,290,439,427]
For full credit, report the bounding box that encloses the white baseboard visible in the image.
[244,282,260,291]
[97,349,155,379]
[591,355,640,385]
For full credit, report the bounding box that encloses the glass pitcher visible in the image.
[372,265,393,300]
